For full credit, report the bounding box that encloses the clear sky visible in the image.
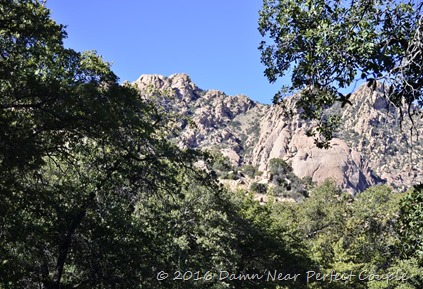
[45,0,286,104]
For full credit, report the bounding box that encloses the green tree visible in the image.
[259,0,423,147]
[0,1,224,288]
[0,2,318,289]
[250,182,268,194]
[240,164,257,178]
[228,191,313,289]
[269,158,292,177]
[398,184,423,264]
[268,158,309,198]
[269,182,414,288]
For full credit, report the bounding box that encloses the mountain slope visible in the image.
[339,84,423,191]
[134,73,422,193]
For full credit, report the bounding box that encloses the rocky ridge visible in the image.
[134,73,423,193]
[339,84,423,191]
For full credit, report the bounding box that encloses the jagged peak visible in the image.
[135,73,195,88]
[168,73,192,82]
[135,73,167,83]
[132,72,422,192]
[135,73,262,106]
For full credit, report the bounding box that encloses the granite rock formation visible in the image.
[134,73,423,193]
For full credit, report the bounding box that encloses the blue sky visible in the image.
[46,0,286,104]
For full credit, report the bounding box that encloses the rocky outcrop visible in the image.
[134,73,422,193]
[339,84,423,191]
[135,73,266,166]
[135,73,201,102]
[250,97,378,193]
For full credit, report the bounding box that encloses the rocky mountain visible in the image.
[339,84,423,191]
[134,73,423,194]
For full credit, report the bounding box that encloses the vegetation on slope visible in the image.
[0,1,422,289]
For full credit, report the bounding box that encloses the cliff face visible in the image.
[134,73,423,193]
[250,102,377,193]
[339,84,423,191]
